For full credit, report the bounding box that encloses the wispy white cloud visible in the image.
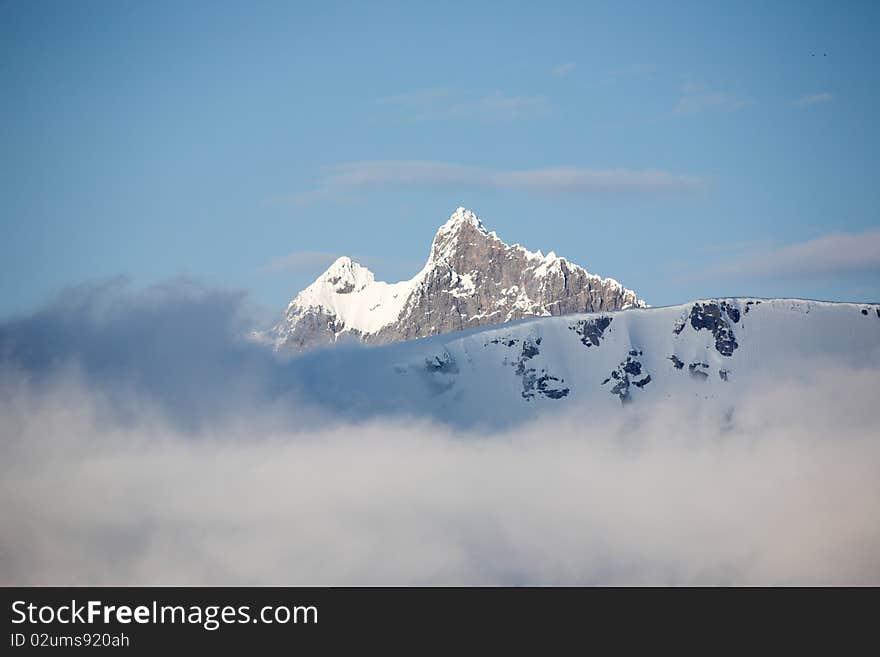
[674,83,750,116]
[372,89,551,121]
[795,92,833,106]
[495,167,704,194]
[285,160,706,207]
[552,62,576,77]
[709,228,880,279]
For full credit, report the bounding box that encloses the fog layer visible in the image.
[1,281,878,585]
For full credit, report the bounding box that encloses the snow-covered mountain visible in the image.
[262,207,644,353]
[285,297,880,427]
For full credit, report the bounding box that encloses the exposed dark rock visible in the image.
[536,373,569,399]
[723,302,740,323]
[719,369,729,382]
[569,316,613,347]
[327,276,356,294]
[689,302,739,356]
[689,362,710,380]
[513,338,540,375]
[669,355,685,369]
[603,354,651,403]
[521,340,541,359]
[519,364,570,401]
[609,379,631,403]
[623,359,642,376]
[485,335,569,401]
[421,351,459,394]
[425,351,458,374]
[862,309,869,316]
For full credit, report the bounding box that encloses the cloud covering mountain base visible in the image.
[1,281,878,585]
[2,365,878,585]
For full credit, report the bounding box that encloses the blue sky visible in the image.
[2,0,878,319]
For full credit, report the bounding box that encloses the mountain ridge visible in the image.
[262,207,645,353]
[282,296,880,427]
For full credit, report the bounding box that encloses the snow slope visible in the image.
[285,298,880,427]
[285,256,422,336]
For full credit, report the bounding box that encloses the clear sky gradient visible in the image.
[2,0,878,318]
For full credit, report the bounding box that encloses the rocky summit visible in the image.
[261,207,645,353]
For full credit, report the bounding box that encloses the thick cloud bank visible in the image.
[0,279,326,431]
[1,281,879,585]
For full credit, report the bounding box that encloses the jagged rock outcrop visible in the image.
[261,207,645,353]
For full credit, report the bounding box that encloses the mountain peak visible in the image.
[431,207,493,262]
[313,256,375,294]
[436,206,487,236]
[267,206,645,353]
[325,255,355,273]
[448,206,483,227]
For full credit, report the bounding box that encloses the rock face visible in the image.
[263,207,645,353]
